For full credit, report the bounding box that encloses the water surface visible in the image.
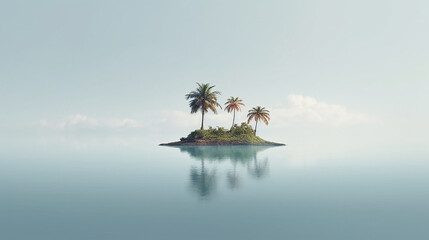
[0,137,428,240]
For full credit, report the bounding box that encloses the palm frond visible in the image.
[247,106,271,126]
[186,82,221,115]
[225,96,245,113]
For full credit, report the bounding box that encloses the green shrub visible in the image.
[181,122,264,143]
[186,130,205,140]
[230,122,254,136]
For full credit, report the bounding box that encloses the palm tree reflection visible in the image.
[248,157,269,179]
[171,145,278,199]
[226,162,240,189]
[189,157,216,199]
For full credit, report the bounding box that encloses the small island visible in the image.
[160,123,285,146]
[160,82,285,146]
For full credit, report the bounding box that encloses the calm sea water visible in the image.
[0,136,428,240]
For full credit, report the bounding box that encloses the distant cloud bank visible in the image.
[39,95,375,132]
[271,94,374,127]
[40,114,144,130]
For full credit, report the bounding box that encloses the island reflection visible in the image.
[172,146,277,200]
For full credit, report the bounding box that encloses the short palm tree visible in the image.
[247,106,270,135]
[185,83,221,130]
[224,96,245,128]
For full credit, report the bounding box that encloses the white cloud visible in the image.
[158,110,234,129]
[40,95,373,133]
[157,110,199,128]
[39,111,231,133]
[271,94,375,127]
[40,114,144,130]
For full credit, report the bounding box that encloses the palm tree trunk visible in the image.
[201,110,205,130]
[232,109,236,128]
[254,120,258,135]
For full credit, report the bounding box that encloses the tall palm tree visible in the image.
[224,96,245,128]
[185,83,221,130]
[247,106,270,135]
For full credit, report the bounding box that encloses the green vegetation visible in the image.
[180,123,265,144]
[185,82,272,137]
[160,82,283,145]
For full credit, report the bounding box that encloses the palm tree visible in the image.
[224,97,245,128]
[185,83,221,130]
[247,106,270,135]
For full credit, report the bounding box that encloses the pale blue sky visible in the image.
[1,0,428,146]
